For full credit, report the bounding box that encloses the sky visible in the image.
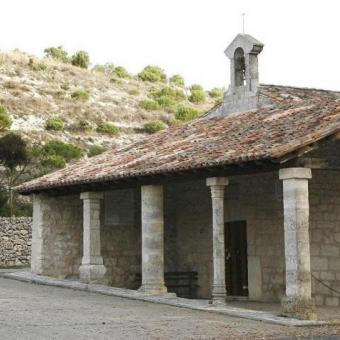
[1,0,340,90]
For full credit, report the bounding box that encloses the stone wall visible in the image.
[0,217,32,266]
[31,194,83,278]
[310,171,340,307]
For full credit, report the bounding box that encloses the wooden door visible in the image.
[225,221,248,296]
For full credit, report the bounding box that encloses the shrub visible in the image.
[41,154,66,169]
[42,140,82,162]
[155,96,176,112]
[71,89,90,101]
[44,46,69,63]
[0,106,12,130]
[60,82,70,91]
[151,87,186,102]
[128,89,140,96]
[190,84,204,91]
[45,118,64,131]
[110,77,123,85]
[92,63,115,75]
[175,106,200,121]
[78,120,93,132]
[209,87,224,98]
[138,65,166,83]
[170,74,185,87]
[71,50,90,69]
[88,145,107,157]
[28,58,47,71]
[189,88,206,104]
[96,122,119,136]
[143,120,166,134]
[113,66,129,78]
[139,99,160,111]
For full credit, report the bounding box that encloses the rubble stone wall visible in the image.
[0,217,32,267]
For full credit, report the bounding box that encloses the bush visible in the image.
[42,140,82,162]
[143,120,166,134]
[113,66,129,78]
[128,89,140,96]
[190,84,204,91]
[175,106,200,121]
[71,89,90,101]
[71,50,90,69]
[170,74,185,87]
[151,87,186,102]
[44,46,69,63]
[78,120,93,132]
[41,154,66,169]
[88,145,107,157]
[209,87,224,98]
[96,122,119,136]
[138,65,166,83]
[189,88,206,104]
[139,99,160,111]
[0,106,12,130]
[45,118,64,131]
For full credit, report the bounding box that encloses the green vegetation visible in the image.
[139,99,160,111]
[138,65,166,83]
[143,120,166,134]
[71,89,90,101]
[71,50,90,69]
[128,89,140,96]
[45,118,64,131]
[0,133,29,216]
[41,154,66,169]
[0,106,12,131]
[42,140,82,162]
[96,122,119,136]
[208,87,224,98]
[88,145,107,157]
[92,63,115,75]
[113,66,130,78]
[175,106,200,121]
[44,46,69,63]
[28,58,47,71]
[78,120,93,132]
[189,84,206,104]
[149,86,186,112]
[170,74,185,87]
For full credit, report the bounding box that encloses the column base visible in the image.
[281,296,316,320]
[212,284,226,305]
[79,264,106,284]
[138,283,168,295]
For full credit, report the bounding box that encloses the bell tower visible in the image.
[206,33,270,118]
[225,33,263,94]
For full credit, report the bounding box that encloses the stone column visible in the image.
[139,185,167,295]
[207,177,229,304]
[79,192,106,283]
[31,194,44,274]
[279,168,316,320]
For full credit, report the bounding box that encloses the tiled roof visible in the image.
[17,85,340,194]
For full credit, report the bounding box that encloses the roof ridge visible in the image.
[259,83,340,94]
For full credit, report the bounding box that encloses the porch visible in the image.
[30,168,340,320]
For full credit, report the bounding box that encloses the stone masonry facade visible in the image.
[31,170,340,307]
[0,217,32,267]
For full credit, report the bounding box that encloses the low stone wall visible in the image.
[0,217,32,267]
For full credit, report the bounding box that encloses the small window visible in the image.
[104,189,134,226]
[234,47,246,87]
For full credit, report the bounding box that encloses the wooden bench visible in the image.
[135,271,198,298]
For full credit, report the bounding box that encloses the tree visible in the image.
[71,51,90,69]
[0,133,29,216]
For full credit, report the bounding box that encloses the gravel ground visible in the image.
[0,277,340,340]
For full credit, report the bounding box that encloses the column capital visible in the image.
[279,168,312,181]
[206,177,229,187]
[80,191,104,201]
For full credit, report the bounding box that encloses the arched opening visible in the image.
[234,47,246,87]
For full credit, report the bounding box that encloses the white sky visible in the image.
[1,0,339,90]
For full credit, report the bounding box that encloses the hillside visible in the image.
[0,50,220,154]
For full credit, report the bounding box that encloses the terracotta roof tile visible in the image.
[17,84,340,194]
